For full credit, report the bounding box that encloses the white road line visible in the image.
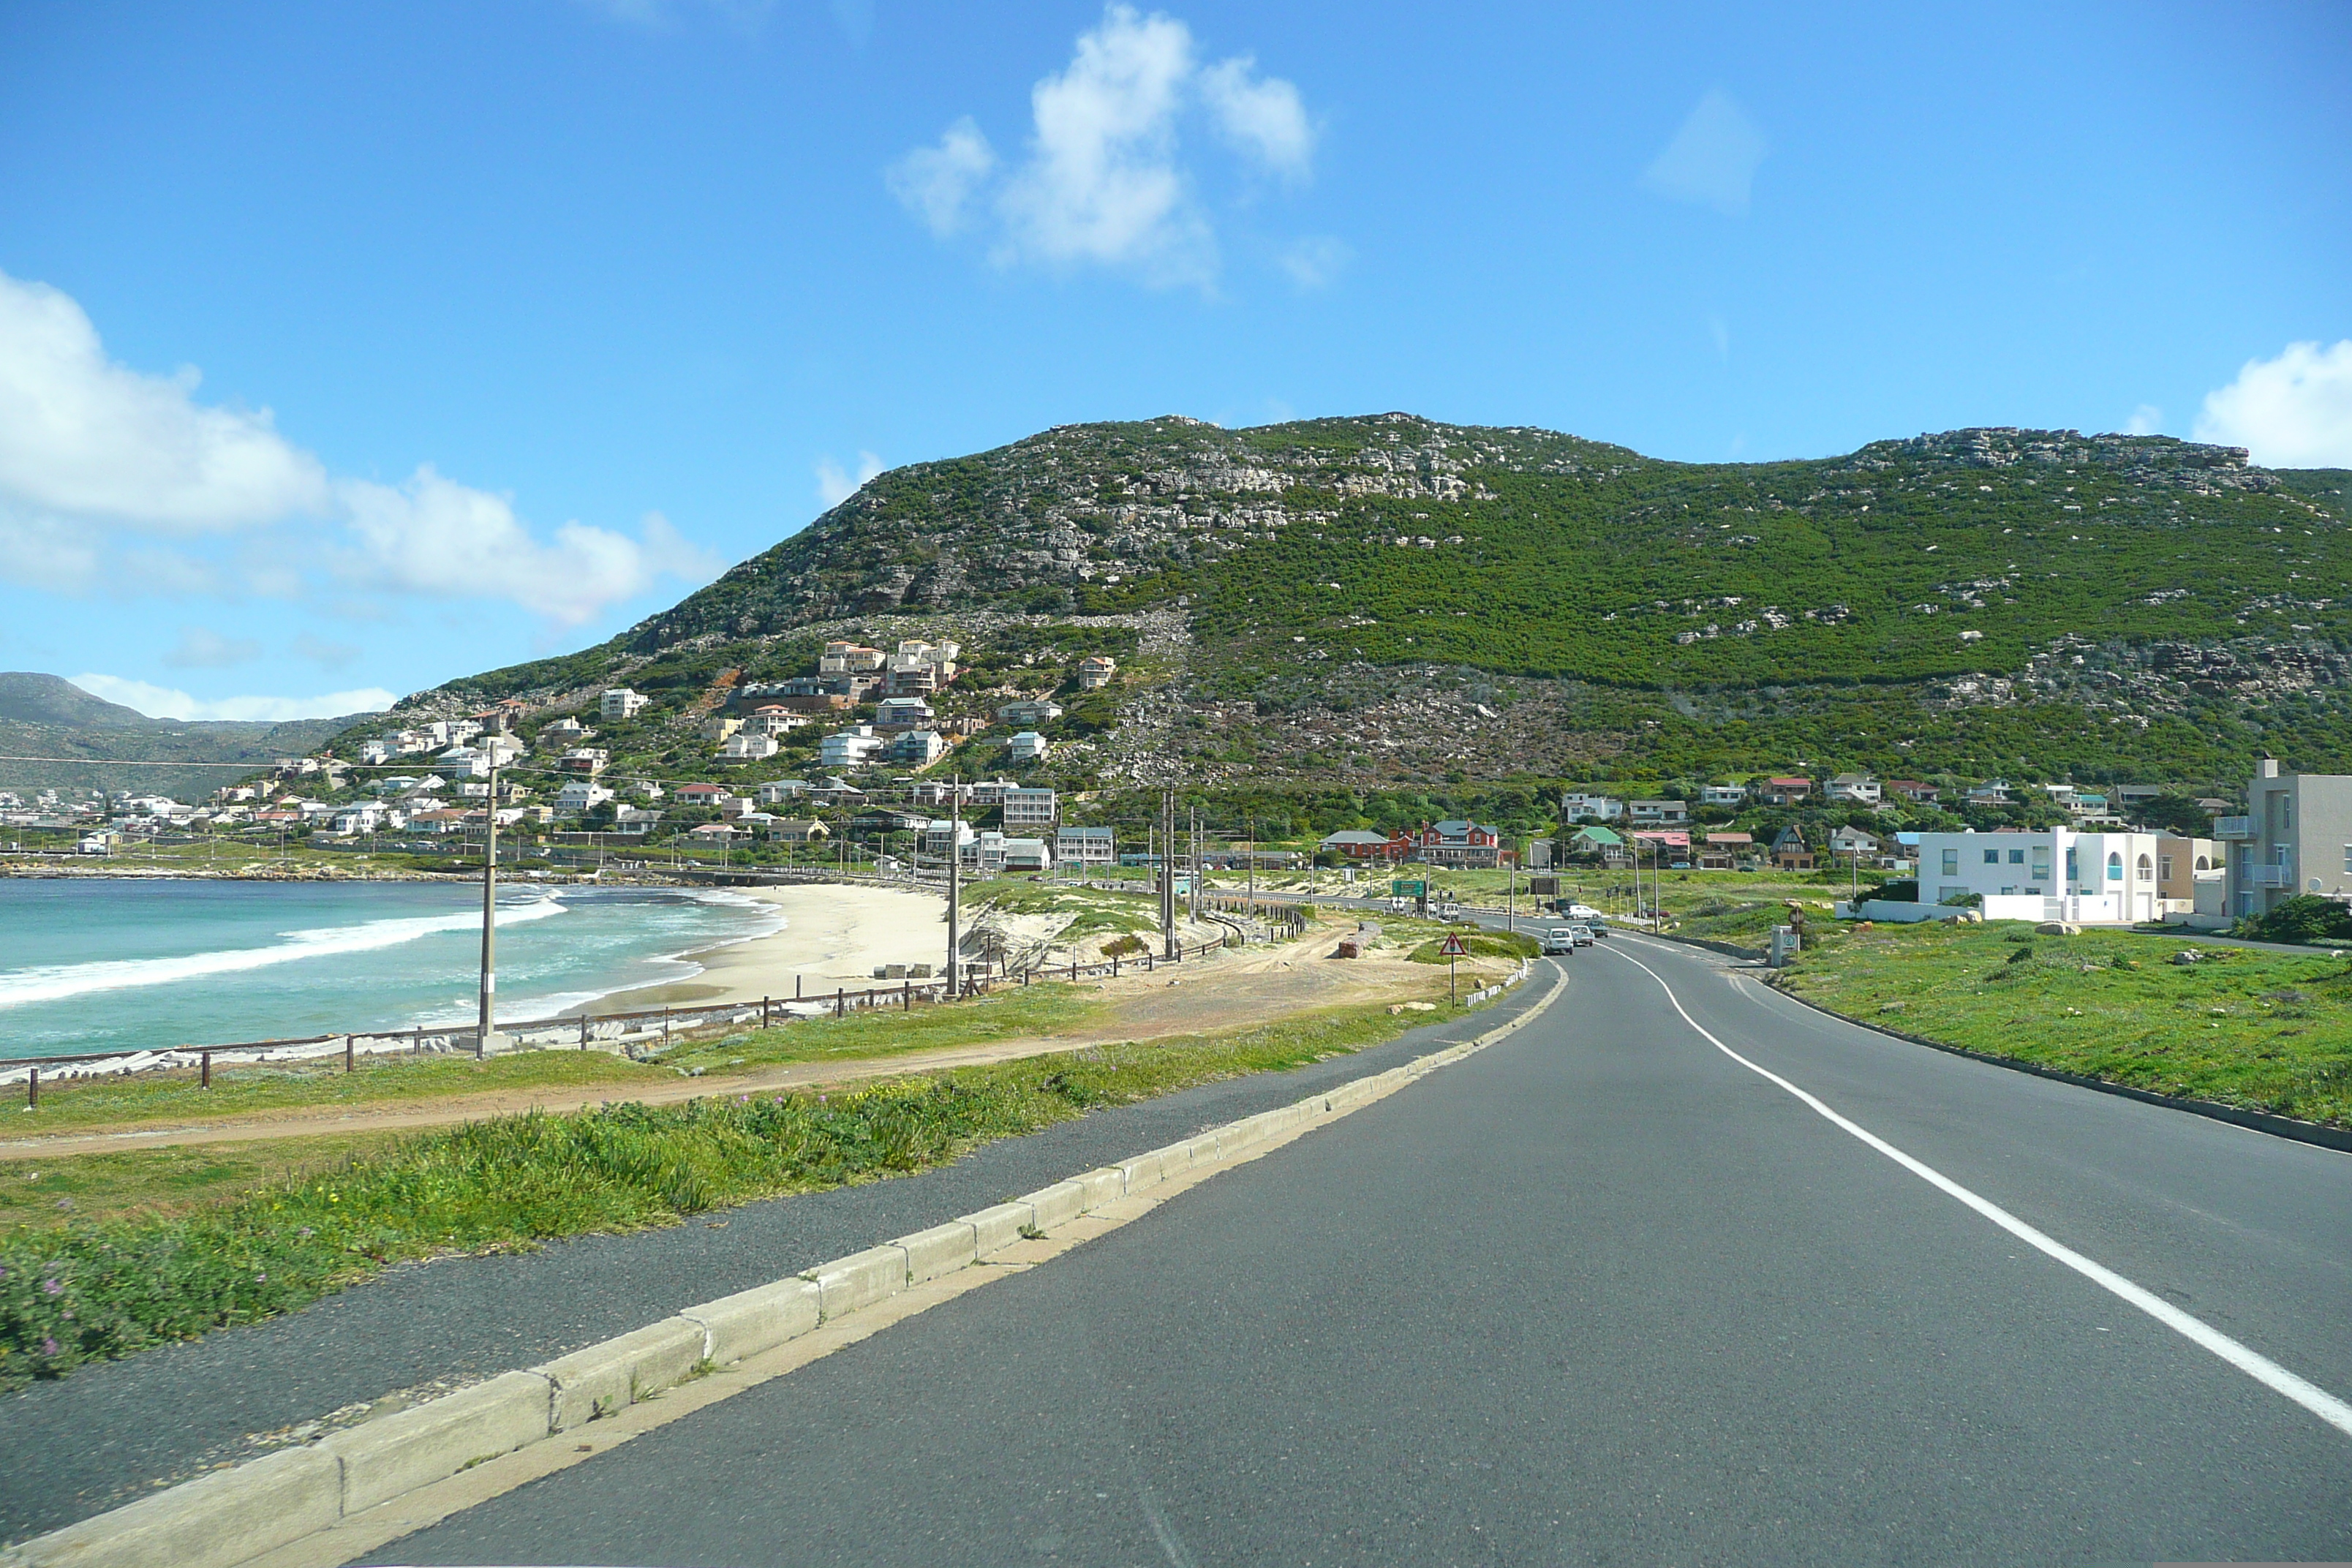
[1603,941,2352,1440]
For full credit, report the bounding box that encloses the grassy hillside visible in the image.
[374,416,2351,787]
[0,674,375,800]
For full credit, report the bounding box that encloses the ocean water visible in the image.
[0,879,780,1060]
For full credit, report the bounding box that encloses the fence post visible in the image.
[1112,954,1120,978]
[344,1036,355,1074]
[581,1015,590,1049]
[796,975,802,1000]
[903,981,911,1011]
[200,1050,211,1089]
[835,986,844,1019]
[761,996,771,1028]
[663,1006,671,1049]
[26,1067,34,1109]
[1071,957,1077,981]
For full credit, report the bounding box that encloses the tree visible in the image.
[2234,894,2352,945]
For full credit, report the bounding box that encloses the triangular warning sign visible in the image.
[1439,931,1470,957]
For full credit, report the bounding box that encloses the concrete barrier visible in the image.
[893,1221,979,1284]
[535,1318,706,1431]
[679,1278,821,1365]
[804,1245,910,1319]
[322,1369,551,1515]
[9,964,1568,1568]
[4,1444,339,1568]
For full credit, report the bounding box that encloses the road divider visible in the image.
[4,960,1553,1568]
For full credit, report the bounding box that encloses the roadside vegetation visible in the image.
[1406,930,1541,965]
[1775,920,2352,1129]
[0,990,1498,1389]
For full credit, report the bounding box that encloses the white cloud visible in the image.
[887,118,998,238]
[67,673,395,723]
[338,471,719,626]
[163,625,260,668]
[814,451,886,508]
[892,4,1319,289]
[2193,340,2352,467]
[1275,235,1350,290]
[1198,54,1314,179]
[0,271,329,532]
[1642,90,1768,217]
[292,632,360,668]
[2125,404,2163,435]
[0,268,720,627]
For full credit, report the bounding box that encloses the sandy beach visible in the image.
[584,883,949,1013]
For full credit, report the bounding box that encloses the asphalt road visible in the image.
[369,935,2352,1566]
[0,972,1551,1544]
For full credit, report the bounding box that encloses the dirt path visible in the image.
[0,917,1484,1162]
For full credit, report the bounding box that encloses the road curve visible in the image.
[368,938,2352,1566]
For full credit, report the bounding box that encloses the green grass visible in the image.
[1,1134,410,1229]
[1777,921,2352,1128]
[963,878,1162,942]
[659,982,1110,1075]
[11,1049,664,1136]
[0,993,1491,1389]
[1406,931,1541,964]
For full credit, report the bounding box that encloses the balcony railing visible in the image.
[2247,864,2291,888]
[2213,816,2254,840]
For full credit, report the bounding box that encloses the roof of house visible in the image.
[1705,832,1754,845]
[1765,775,1812,787]
[1570,826,1624,845]
[1320,830,1392,845]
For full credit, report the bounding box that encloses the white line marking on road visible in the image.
[1605,941,2352,1440]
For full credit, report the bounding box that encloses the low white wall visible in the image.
[1836,899,1969,923]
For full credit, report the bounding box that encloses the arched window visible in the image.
[2195,855,2212,871]
[2136,853,2153,880]
[2106,851,2123,881]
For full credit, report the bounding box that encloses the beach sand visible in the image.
[582,883,949,1013]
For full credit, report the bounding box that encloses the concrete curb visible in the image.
[1,961,1560,1568]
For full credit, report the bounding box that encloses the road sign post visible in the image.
[1439,929,1469,1005]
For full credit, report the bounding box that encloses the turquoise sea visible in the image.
[0,878,780,1060]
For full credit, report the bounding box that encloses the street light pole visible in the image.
[476,760,498,1058]
[946,773,962,999]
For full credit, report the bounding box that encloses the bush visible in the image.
[2234,894,2352,946]
[1874,878,1919,904]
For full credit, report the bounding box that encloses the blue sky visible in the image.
[2,0,2347,720]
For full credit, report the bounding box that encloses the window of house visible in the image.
[1983,848,1999,864]
[2000,886,2016,895]
[2008,848,2025,864]
[2160,856,2174,881]
[2343,845,2352,875]
[2137,853,2153,880]
[2107,851,2123,881]
[1941,848,1959,875]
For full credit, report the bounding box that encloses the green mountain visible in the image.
[392,416,2352,789]
[0,674,374,802]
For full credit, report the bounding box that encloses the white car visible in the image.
[1539,928,1578,955]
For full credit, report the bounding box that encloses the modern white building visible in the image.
[600,687,648,720]
[886,729,946,766]
[997,698,1064,727]
[924,818,976,859]
[554,781,615,815]
[1006,730,1049,764]
[1560,792,1622,823]
[1055,825,1115,865]
[1915,826,2167,924]
[819,725,885,769]
[718,732,780,761]
[2218,760,2352,918]
[1699,784,1748,808]
[1002,786,1057,828]
[961,830,1051,873]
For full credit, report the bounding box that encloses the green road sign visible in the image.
[1392,878,1427,898]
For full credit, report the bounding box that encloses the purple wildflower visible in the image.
[40,1337,58,1357]
[40,1278,62,1297]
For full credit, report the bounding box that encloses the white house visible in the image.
[744,706,806,737]
[1827,773,1883,807]
[719,732,780,761]
[756,780,808,806]
[1006,730,1049,764]
[554,781,615,815]
[1003,786,1057,828]
[331,802,385,835]
[960,830,1051,873]
[1915,827,2167,924]
[818,725,885,769]
[887,729,946,766]
[1074,655,1117,689]
[874,696,935,731]
[1561,792,1622,823]
[600,687,649,720]
[1700,783,1748,808]
[924,818,976,858]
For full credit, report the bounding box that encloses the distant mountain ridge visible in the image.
[0,674,376,800]
[376,415,2352,785]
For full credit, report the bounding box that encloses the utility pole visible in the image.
[476,760,498,1058]
[1160,785,1177,957]
[946,773,961,998]
[1245,811,1256,912]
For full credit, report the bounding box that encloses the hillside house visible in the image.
[885,639,960,696]
[1416,819,1502,868]
[1757,777,1814,807]
[1006,730,1049,764]
[998,698,1065,726]
[818,641,885,674]
[554,781,616,815]
[1770,825,1815,870]
[1827,825,1883,862]
[672,783,732,810]
[1965,779,2014,806]
[719,733,780,761]
[886,730,946,766]
[874,696,935,731]
[765,818,830,845]
[756,780,807,805]
[745,706,806,737]
[1827,774,1882,807]
[540,717,588,745]
[1698,831,1753,870]
[1700,784,1748,808]
[1888,780,1939,804]
[819,725,885,769]
[559,748,608,775]
[600,688,647,720]
[1560,792,1621,822]
[700,715,743,743]
[1567,826,1629,865]
[1074,655,1117,690]
[804,777,865,805]
[1319,829,1406,861]
[1629,799,1689,826]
